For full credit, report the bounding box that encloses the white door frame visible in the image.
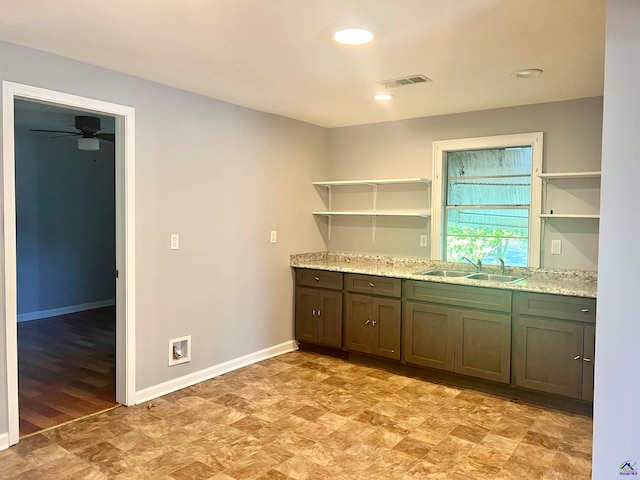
[1,82,136,446]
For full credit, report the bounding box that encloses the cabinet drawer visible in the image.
[296,269,343,290]
[405,280,512,313]
[517,292,595,323]
[345,274,401,298]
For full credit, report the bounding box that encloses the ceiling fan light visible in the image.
[78,137,100,151]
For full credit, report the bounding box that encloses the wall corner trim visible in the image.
[135,340,299,405]
[0,432,9,452]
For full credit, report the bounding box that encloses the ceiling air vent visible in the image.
[380,74,432,89]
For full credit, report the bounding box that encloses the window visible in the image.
[432,133,542,267]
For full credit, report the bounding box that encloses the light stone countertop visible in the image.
[290,252,597,299]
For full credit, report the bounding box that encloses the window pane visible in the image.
[446,208,529,266]
[447,176,531,206]
[447,147,532,178]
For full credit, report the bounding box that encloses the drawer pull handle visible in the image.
[312,310,317,316]
[369,282,375,287]
[581,308,590,313]
[365,319,371,325]
[314,276,320,281]
[583,357,592,363]
[372,320,377,326]
[392,350,395,353]
[573,355,581,360]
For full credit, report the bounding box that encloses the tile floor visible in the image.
[0,351,593,479]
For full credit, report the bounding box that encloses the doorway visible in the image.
[14,100,117,435]
[2,82,136,447]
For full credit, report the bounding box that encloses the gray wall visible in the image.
[326,97,603,270]
[593,0,640,475]
[0,40,329,434]
[15,129,116,318]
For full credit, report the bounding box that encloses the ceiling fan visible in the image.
[30,115,115,151]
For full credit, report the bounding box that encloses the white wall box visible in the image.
[169,336,191,366]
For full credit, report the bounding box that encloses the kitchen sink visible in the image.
[416,270,473,278]
[466,273,525,283]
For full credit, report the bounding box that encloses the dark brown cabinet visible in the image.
[403,281,512,384]
[404,301,454,371]
[295,269,343,348]
[513,292,595,400]
[344,274,401,360]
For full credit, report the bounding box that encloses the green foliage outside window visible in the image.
[446,225,527,264]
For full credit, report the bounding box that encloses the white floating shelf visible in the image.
[539,213,600,219]
[313,211,431,217]
[313,177,430,187]
[538,171,601,180]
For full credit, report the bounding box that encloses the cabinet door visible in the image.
[403,302,454,371]
[295,287,319,343]
[514,317,584,399]
[582,325,595,402]
[345,294,373,354]
[454,309,511,384]
[317,290,343,348]
[372,298,401,360]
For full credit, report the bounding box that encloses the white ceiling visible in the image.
[0,0,605,128]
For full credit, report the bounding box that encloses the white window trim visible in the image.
[431,132,543,267]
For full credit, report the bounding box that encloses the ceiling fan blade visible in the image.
[30,128,80,135]
[96,133,115,143]
[50,133,82,139]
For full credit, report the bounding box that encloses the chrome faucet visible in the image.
[499,258,506,275]
[462,257,482,272]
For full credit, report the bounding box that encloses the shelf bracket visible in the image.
[328,215,332,242]
[371,183,378,212]
[372,216,377,242]
[327,185,332,212]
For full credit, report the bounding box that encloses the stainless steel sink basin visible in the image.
[416,270,472,278]
[466,273,525,283]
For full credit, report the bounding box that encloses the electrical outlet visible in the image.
[419,235,428,247]
[170,234,179,250]
[551,239,562,255]
[270,231,277,243]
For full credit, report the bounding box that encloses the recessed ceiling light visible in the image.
[512,68,544,79]
[333,28,374,45]
[374,93,393,101]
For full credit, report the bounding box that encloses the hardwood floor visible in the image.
[17,307,118,436]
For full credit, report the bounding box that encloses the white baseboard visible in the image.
[0,432,9,451]
[135,340,298,405]
[17,299,116,322]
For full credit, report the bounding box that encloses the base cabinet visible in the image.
[513,292,595,401]
[295,270,343,348]
[345,294,401,360]
[514,316,594,400]
[454,309,511,383]
[403,302,454,371]
[344,274,401,361]
[403,281,512,384]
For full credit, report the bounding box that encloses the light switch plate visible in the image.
[551,239,562,255]
[420,235,428,247]
[270,231,277,243]
[170,234,179,250]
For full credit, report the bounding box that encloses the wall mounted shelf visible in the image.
[539,214,600,219]
[313,177,431,241]
[538,170,601,267]
[538,171,601,181]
